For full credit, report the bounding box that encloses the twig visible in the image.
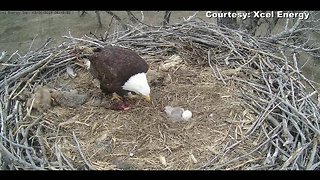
[306,135,319,170]
[0,134,34,151]
[105,11,128,30]
[62,36,104,48]
[72,131,95,170]
[20,116,42,144]
[0,142,44,170]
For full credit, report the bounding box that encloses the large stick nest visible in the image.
[0,19,319,170]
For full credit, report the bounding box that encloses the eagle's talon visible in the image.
[111,93,123,102]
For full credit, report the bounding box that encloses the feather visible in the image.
[88,46,149,98]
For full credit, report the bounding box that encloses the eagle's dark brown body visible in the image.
[89,46,148,96]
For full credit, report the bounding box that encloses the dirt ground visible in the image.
[1,11,319,89]
[0,11,209,55]
[27,55,263,170]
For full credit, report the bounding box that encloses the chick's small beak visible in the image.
[144,95,151,102]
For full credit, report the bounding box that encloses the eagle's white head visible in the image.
[122,72,151,101]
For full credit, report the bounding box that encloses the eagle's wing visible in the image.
[88,46,149,95]
[89,56,120,94]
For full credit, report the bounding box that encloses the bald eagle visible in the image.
[88,46,151,102]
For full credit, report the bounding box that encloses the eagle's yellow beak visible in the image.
[144,95,151,102]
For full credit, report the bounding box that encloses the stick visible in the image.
[72,131,95,170]
[0,142,44,170]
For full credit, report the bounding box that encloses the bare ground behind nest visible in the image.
[33,60,262,170]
